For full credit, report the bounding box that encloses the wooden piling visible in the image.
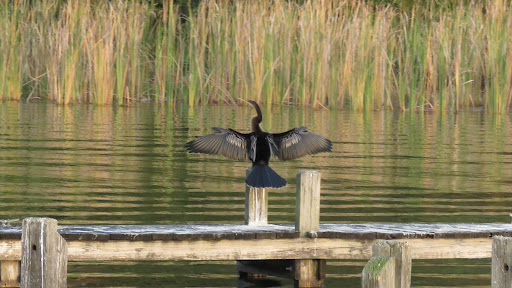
[21,218,67,288]
[239,168,270,281]
[294,171,325,288]
[1,260,20,287]
[362,256,396,288]
[244,167,268,226]
[295,171,321,237]
[492,236,512,288]
[371,240,411,288]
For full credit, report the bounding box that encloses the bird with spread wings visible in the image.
[186,99,332,188]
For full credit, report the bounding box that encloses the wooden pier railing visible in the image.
[2,170,512,287]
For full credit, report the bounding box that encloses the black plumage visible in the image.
[186,99,332,188]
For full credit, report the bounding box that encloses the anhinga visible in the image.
[186,99,332,188]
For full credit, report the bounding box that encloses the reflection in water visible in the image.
[0,102,509,287]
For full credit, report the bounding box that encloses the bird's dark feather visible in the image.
[185,127,250,161]
[272,126,332,161]
[249,135,257,162]
[266,135,279,158]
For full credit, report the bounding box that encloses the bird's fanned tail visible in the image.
[245,165,286,189]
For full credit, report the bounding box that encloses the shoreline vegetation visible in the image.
[0,0,511,112]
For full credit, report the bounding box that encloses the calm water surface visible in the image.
[1,102,511,287]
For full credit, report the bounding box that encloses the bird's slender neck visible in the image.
[251,102,263,133]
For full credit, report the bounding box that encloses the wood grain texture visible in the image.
[362,256,396,288]
[492,236,512,288]
[0,237,498,261]
[294,259,325,288]
[294,171,325,287]
[372,240,411,288]
[1,260,20,287]
[65,238,361,261]
[389,241,411,288]
[0,241,21,261]
[21,218,67,288]
[295,171,321,237]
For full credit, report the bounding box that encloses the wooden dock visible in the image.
[1,170,512,288]
[2,223,512,260]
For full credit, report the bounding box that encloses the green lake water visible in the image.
[1,102,511,287]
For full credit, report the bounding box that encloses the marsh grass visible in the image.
[0,1,25,101]
[484,0,512,113]
[112,1,152,105]
[155,1,182,105]
[44,1,85,105]
[4,0,512,112]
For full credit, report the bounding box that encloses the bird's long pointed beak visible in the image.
[238,98,251,106]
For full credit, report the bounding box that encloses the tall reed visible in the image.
[4,0,512,112]
[484,0,512,113]
[85,2,116,105]
[0,1,25,101]
[155,1,182,106]
[0,1,9,101]
[113,1,152,105]
[44,1,86,105]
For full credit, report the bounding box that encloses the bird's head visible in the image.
[238,98,263,128]
[238,98,258,109]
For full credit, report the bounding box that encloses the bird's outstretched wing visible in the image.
[186,127,250,161]
[272,127,332,161]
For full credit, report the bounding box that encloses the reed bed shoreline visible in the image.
[0,0,511,112]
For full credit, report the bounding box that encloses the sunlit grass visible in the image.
[3,0,512,112]
[43,1,85,105]
[0,0,25,101]
[155,1,182,106]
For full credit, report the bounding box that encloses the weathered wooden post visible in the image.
[1,260,20,287]
[244,167,268,226]
[238,168,270,281]
[362,240,411,288]
[21,218,67,288]
[362,256,396,288]
[294,170,325,288]
[373,240,411,288]
[492,236,512,287]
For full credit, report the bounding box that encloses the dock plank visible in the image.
[2,223,512,241]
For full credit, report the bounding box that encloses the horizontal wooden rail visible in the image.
[0,235,499,261]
